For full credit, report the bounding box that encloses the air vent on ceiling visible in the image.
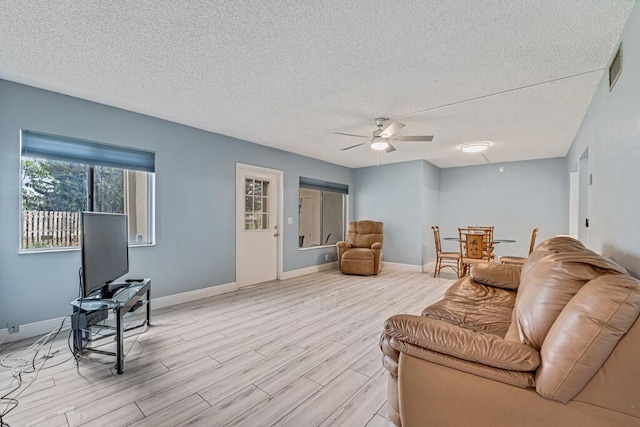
[609,44,622,91]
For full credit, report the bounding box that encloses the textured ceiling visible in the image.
[0,1,635,168]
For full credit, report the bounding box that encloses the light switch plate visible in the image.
[287,217,293,225]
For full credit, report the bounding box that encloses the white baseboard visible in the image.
[382,261,423,272]
[423,261,436,273]
[280,262,338,280]
[0,283,238,344]
[153,282,237,309]
[0,316,70,344]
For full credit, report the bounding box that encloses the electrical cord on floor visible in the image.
[0,315,68,427]
[71,267,85,365]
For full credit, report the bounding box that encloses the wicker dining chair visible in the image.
[431,226,460,277]
[459,227,493,277]
[500,227,539,266]
[468,225,495,260]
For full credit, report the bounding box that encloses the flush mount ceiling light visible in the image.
[460,142,490,153]
[371,140,390,151]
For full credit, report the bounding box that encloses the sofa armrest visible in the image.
[384,314,540,371]
[392,338,535,388]
[371,242,382,273]
[471,263,521,290]
[336,241,351,271]
[337,241,352,250]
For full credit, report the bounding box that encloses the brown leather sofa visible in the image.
[381,236,640,426]
[337,220,383,276]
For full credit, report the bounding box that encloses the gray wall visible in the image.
[438,158,568,259]
[0,80,353,327]
[352,157,568,266]
[565,3,640,277]
[422,160,441,265]
[353,160,439,266]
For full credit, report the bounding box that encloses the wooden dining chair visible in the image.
[431,226,460,277]
[500,227,539,266]
[459,227,493,277]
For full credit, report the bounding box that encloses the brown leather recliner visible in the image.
[337,220,383,276]
[381,236,640,426]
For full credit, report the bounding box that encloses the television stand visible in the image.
[70,278,151,374]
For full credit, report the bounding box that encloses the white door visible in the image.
[236,165,281,287]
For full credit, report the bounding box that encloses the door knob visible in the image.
[274,233,280,237]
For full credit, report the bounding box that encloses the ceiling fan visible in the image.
[335,118,434,153]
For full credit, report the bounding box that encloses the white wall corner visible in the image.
[280,261,338,280]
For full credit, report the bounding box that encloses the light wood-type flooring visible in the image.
[1,268,456,427]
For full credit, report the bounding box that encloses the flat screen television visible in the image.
[81,212,129,298]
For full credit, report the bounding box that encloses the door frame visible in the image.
[235,163,284,287]
[577,148,590,245]
[568,169,579,238]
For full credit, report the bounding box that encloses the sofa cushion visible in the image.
[341,248,374,260]
[521,236,587,275]
[510,237,629,350]
[536,273,640,403]
[423,276,515,337]
[471,263,521,290]
[347,220,383,248]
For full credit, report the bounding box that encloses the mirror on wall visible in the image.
[298,178,347,248]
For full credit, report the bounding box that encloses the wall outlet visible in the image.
[7,322,19,334]
[324,254,329,261]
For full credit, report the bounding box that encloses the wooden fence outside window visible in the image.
[22,210,81,249]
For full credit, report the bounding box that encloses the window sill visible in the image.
[19,246,80,255]
[298,244,337,251]
[19,242,156,255]
[129,242,156,248]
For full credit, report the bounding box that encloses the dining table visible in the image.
[443,237,516,244]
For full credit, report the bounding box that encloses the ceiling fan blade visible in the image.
[333,132,369,138]
[380,121,406,138]
[385,143,397,153]
[392,135,434,142]
[340,142,368,151]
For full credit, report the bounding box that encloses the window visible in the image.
[244,177,271,230]
[20,130,155,251]
[298,177,348,248]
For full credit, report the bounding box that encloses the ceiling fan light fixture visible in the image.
[460,142,490,153]
[371,141,389,151]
